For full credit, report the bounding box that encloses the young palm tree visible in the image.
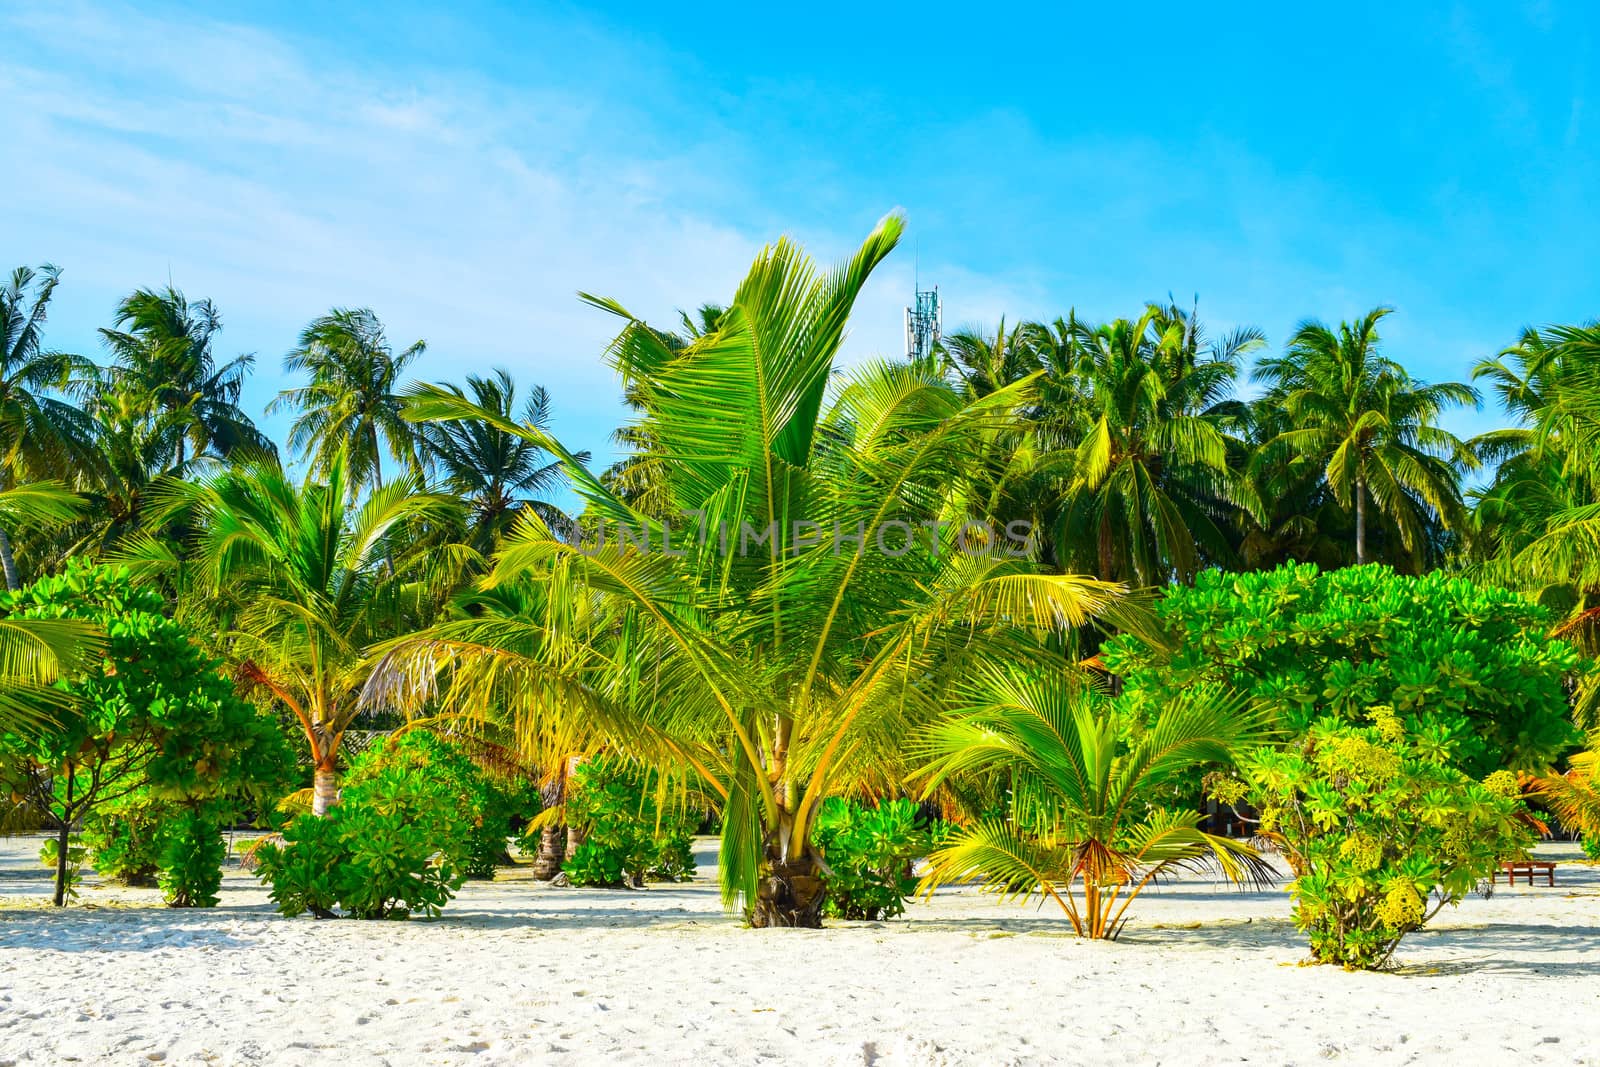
[271,308,426,501]
[917,668,1272,939]
[409,369,584,549]
[126,453,462,813]
[1254,308,1477,566]
[96,286,270,470]
[377,215,1126,926]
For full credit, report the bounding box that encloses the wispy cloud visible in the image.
[0,1,972,462]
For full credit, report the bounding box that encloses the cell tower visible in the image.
[905,284,942,362]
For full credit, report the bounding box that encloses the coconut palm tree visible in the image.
[376,215,1126,926]
[125,452,463,813]
[409,369,584,550]
[96,286,270,470]
[1050,306,1261,584]
[1254,308,1477,566]
[916,667,1272,939]
[0,265,99,587]
[1468,323,1600,723]
[271,308,425,501]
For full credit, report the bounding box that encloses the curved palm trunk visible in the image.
[0,526,20,591]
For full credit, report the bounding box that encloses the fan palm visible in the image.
[1254,308,1477,566]
[409,369,584,550]
[125,453,464,813]
[375,215,1127,926]
[270,308,426,500]
[916,668,1272,939]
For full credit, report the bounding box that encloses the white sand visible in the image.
[0,836,1596,1066]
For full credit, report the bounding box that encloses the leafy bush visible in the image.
[561,757,697,887]
[1239,717,1531,969]
[157,807,227,908]
[255,735,475,919]
[0,562,296,907]
[813,798,946,921]
[345,730,515,879]
[81,799,165,886]
[1102,563,1579,777]
[80,793,231,907]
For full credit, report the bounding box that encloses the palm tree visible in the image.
[0,484,100,735]
[97,286,270,470]
[1469,323,1600,722]
[1051,305,1261,584]
[939,318,1041,399]
[376,215,1126,926]
[409,369,584,549]
[125,453,463,813]
[916,668,1272,939]
[1254,308,1477,566]
[271,309,425,500]
[0,265,98,587]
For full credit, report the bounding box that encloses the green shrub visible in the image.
[814,798,946,921]
[81,800,165,886]
[1103,563,1579,777]
[561,757,697,887]
[1239,717,1531,969]
[0,562,297,907]
[346,730,510,879]
[157,807,226,908]
[255,736,474,919]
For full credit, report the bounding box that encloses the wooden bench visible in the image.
[1492,860,1556,886]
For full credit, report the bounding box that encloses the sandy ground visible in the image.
[0,836,1596,1066]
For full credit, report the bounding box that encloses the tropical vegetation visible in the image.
[0,224,1594,972]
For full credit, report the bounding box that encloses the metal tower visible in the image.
[905,285,942,362]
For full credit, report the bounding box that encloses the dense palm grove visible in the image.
[3,217,1598,964]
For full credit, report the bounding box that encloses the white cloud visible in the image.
[2,1,1018,470]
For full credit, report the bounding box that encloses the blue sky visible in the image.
[3,0,1595,472]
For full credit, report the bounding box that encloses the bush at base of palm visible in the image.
[346,730,518,880]
[559,757,697,888]
[813,798,947,921]
[1238,717,1531,970]
[256,740,476,919]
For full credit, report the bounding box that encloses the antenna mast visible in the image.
[904,282,941,362]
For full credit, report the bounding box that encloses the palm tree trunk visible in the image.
[1354,478,1368,565]
[312,764,338,816]
[0,526,19,591]
[532,825,566,879]
[532,769,567,879]
[751,842,828,928]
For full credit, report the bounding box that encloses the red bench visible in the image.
[1492,860,1556,886]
